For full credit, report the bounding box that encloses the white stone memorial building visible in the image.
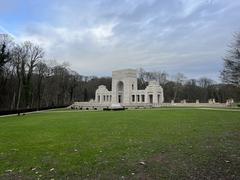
[72,69,164,110]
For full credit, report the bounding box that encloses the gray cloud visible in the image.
[6,0,240,80]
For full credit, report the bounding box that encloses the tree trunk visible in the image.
[10,91,16,110]
[16,80,22,110]
[37,77,42,110]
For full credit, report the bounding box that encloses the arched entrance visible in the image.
[117,81,124,103]
[149,94,153,104]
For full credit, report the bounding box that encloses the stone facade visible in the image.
[72,69,164,109]
[95,69,164,106]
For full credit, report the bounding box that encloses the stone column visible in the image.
[100,95,103,104]
[153,93,158,104]
[181,99,186,104]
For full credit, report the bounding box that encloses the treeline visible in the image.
[137,69,240,103]
[1,34,240,111]
[0,35,111,111]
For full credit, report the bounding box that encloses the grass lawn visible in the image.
[0,109,239,179]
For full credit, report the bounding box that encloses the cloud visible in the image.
[90,23,117,43]
[0,25,15,38]
[179,0,209,17]
[2,0,240,80]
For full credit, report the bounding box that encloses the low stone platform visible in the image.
[70,102,161,110]
[70,101,228,111]
[163,103,227,108]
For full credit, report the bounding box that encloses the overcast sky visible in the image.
[0,0,240,80]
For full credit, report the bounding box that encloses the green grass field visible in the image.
[0,109,239,179]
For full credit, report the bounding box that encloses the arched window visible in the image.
[137,95,140,102]
[132,95,135,102]
[117,81,124,103]
[117,81,124,91]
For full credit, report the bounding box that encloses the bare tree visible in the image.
[0,34,13,68]
[23,41,44,108]
[172,73,186,101]
[221,32,240,87]
[12,45,27,110]
[198,77,215,102]
[137,68,168,88]
[198,77,214,88]
[0,34,13,84]
[35,61,49,109]
[152,71,168,85]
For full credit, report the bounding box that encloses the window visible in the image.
[141,95,145,102]
[103,95,105,101]
[118,95,122,103]
[98,95,100,102]
[132,84,134,90]
[132,95,135,102]
[137,95,140,102]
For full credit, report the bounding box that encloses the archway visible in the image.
[117,81,124,103]
[149,94,153,104]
